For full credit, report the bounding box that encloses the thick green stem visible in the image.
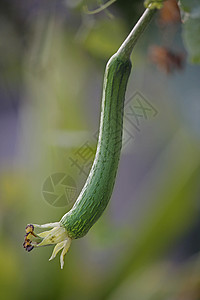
[117,6,157,60]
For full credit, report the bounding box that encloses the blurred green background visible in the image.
[0,0,200,299]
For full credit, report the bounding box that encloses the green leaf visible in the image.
[183,17,200,63]
[179,0,200,63]
[179,0,200,13]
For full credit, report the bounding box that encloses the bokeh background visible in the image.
[0,0,200,299]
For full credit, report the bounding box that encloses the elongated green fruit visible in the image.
[23,4,158,268]
[61,55,131,238]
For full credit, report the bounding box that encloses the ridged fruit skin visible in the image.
[61,55,132,239]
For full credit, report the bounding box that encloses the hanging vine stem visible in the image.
[83,0,117,15]
[23,2,162,269]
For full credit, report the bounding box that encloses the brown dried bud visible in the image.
[149,45,185,74]
[159,0,181,25]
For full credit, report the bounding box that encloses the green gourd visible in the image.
[23,4,158,269]
[60,4,158,239]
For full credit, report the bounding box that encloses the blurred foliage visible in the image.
[83,18,126,58]
[179,0,200,63]
[0,1,200,300]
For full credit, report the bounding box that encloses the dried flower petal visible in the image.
[23,222,72,268]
